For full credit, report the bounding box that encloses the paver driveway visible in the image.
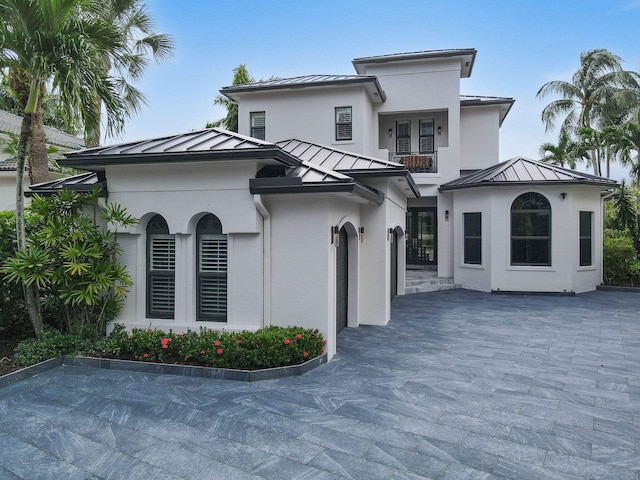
[2,289,640,479]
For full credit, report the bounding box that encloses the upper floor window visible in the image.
[580,211,593,266]
[250,111,266,140]
[396,121,410,154]
[197,214,227,321]
[146,215,175,318]
[419,120,434,153]
[335,107,352,141]
[463,212,482,265]
[511,192,551,266]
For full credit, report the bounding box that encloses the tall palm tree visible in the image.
[0,0,128,336]
[84,0,174,147]
[537,49,629,176]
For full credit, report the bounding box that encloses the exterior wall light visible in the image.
[560,192,567,200]
[359,227,364,242]
[388,128,393,138]
[331,225,339,244]
[445,210,449,220]
[437,126,442,136]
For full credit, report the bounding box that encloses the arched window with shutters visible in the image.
[197,214,227,321]
[146,215,175,318]
[510,192,551,266]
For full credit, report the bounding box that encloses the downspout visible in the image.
[253,194,271,328]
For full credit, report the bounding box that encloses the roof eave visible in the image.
[439,179,618,192]
[249,178,384,204]
[59,147,301,170]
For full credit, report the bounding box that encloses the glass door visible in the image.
[406,208,437,266]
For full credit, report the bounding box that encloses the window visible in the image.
[335,107,352,141]
[147,215,175,318]
[463,212,482,264]
[419,120,434,153]
[511,192,551,266]
[197,214,227,321]
[250,111,265,140]
[396,121,410,154]
[580,211,593,266]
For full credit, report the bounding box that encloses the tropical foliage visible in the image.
[537,48,640,179]
[1,190,136,334]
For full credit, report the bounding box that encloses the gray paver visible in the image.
[3,289,640,479]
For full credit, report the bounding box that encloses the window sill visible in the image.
[577,266,596,272]
[507,265,555,272]
[460,263,484,270]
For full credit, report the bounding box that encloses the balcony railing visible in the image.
[390,152,437,173]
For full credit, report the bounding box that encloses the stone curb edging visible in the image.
[597,285,640,293]
[0,353,328,389]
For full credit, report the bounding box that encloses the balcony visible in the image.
[390,152,437,173]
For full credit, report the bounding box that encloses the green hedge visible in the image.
[603,235,640,286]
[13,328,107,366]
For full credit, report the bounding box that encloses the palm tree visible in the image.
[84,0,174,147]
[537,49,629,176]
[0,0,128,336]
[539,130,585,169]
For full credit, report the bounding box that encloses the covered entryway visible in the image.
[406,207,437,266]
[336,226,349,333]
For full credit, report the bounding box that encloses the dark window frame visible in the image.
[463,212,482,265]
[335,106,352,141]
[196,214,228,322]
[250,111,266,140]
[419,119,434,154]
[510,192,552,266]
[579,211,593,267]
[396,120,411,154]
[146,215,175,319]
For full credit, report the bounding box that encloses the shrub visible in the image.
[13,328,107,366]
[107,324,326,370]
[0,211,31,338]
[603,235,640,286]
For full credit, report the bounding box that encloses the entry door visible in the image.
[336,227,349,333]
[406,208,437,266]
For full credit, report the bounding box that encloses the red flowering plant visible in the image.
[106,324,325,370]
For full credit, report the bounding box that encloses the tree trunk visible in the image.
[16,80,44,338]
[29,92,50,184]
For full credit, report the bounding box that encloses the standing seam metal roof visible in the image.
[439,157,617,191]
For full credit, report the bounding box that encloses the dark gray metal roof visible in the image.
[352,49,477,77]
[440,157,618,191]
[0,109,84,149]
[250,160,385,204]
[0,159,20,171]
[60,128,300,170]
[26,172,106,196]
[460,95,515,126]
[277,139,419,197]
[221,75,386,103]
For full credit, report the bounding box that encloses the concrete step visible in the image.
[404,270,461,294]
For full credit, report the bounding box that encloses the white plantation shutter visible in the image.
[197,215,227,321]
[396,121,410,153]
[335,107,352,140]
[419,120,434,153]
[250,111,266,140]
[146,216,175,318]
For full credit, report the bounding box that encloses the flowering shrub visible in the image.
[106,324,325,370]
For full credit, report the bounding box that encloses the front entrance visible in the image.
[406,207,437,266]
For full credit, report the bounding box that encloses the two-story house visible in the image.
[40,49,615,359]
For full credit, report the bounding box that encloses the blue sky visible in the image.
[118,0,640,181]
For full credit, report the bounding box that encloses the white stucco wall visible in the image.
[452,185,605,294]
[0,173,17,211]
[105,160,264,334]
[460,107,500,171]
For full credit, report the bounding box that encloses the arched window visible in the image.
[511,192,551,266]
[146,215,175,318]
[197,214,227,321]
